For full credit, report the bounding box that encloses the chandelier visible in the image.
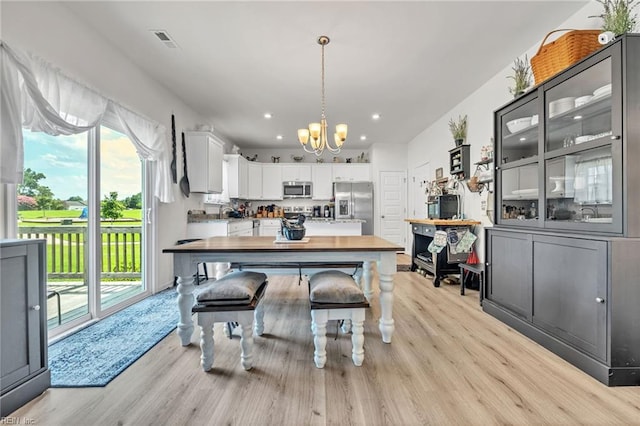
[298,35,347,156]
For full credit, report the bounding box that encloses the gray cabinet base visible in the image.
[483,300,640,387]
[0,368,50,417]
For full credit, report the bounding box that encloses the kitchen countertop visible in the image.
[405,218,481,226]
[187,216,364,224]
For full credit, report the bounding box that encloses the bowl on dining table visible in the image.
[506,117,532,134]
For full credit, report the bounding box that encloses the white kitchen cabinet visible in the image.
[332,164,370,182]
[259,219,281,237]
[281,164,312,182]
[185,131,224,193]
[224,154,249,199]
[227,220,253,236]
[305,221,362,236]
[261,164,283,200]
[247,162,263,199]
[204,159,231,204]
[311,164,333,200]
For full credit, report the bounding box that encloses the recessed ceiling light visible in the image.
[360,135,367,141]
[372,113,381,120]
[573,115,582,120]
[276,135,283,140]
[520,137,527,141]
[264,113,272,119]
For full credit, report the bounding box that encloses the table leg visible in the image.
[362,261,374,301]
[176,274,196,346]
[377,252,396,343]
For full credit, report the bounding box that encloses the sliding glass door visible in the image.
[98,126,146,311]
[17,122,152,337]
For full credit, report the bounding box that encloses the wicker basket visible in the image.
[531,29,601,84]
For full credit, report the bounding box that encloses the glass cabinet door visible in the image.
[545,146,613,223]
[500,97,539,164]
[543,54,621,231]
[545,57,612,153]
[500,164,539,223]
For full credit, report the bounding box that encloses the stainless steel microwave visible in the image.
[283,181,312,199]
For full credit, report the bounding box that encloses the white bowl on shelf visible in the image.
[575,95,593,107]
[506,117,531,133]
[549,97,576,118]
[575,135,593,144]
[593,84,612,98]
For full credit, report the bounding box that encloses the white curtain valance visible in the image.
[0,41,174,203]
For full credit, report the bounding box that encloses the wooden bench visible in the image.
[308,270,369,368]
[192,271,268,371]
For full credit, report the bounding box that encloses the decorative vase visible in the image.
[455,138,465,147]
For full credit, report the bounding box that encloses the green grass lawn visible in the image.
[19,209,142,225]
[18,209,143,276]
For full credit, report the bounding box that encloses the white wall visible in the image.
[406,1,602,261]
[2,1,222,289]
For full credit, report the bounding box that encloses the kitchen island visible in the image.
[405,218,480,287]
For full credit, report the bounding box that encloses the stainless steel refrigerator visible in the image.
[333,181,374,235]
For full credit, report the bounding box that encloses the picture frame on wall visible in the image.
[435,167,443,179]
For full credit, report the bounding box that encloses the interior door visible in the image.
[379,171,406,248]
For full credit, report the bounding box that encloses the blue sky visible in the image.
[23,128,141,201]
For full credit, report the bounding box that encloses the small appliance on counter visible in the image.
[313,205,322,217]
[427,194,459,219]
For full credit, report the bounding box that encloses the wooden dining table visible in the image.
[163,235,403,346]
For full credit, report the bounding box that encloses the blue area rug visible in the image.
[48,288,179,387]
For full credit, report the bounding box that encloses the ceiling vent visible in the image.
[150,30,178,48]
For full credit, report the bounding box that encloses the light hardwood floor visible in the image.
[11,271,640,425]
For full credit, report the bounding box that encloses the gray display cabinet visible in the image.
[1,239,50,416]
[485,34,640,386]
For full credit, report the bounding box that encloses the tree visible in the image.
[36,186,54,216]
[123,192,142,209]
[17,168,46,196]
[101,192,125,222]
[17,195,37,210]
[67,195,85,202]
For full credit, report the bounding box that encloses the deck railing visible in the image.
[18,226,142,280]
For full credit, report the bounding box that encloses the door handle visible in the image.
[381,215,385,219]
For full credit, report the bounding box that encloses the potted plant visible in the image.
[448,114,467,146]
[591,0,639,36]
[507,55,532,98]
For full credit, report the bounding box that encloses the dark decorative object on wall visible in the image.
[180,131,190,197]
[170,114,177,183]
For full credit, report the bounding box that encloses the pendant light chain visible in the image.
[321,40,326,120]
[297,35,347,156]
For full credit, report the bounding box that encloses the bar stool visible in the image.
[308,270,369,368]
[192,271,268,371]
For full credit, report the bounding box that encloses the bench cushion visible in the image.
[195,271,267,305]
[309,270,366,304]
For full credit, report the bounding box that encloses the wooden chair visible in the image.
[308,270,369,368]
[192,271,268,371]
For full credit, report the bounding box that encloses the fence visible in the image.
[18,225,142,280]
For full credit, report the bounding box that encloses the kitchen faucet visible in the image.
[580,206,598,219]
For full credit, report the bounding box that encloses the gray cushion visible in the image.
[309,270,366,304]
[195,271,267,306]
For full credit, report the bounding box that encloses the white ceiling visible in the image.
[61,1,589,151]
